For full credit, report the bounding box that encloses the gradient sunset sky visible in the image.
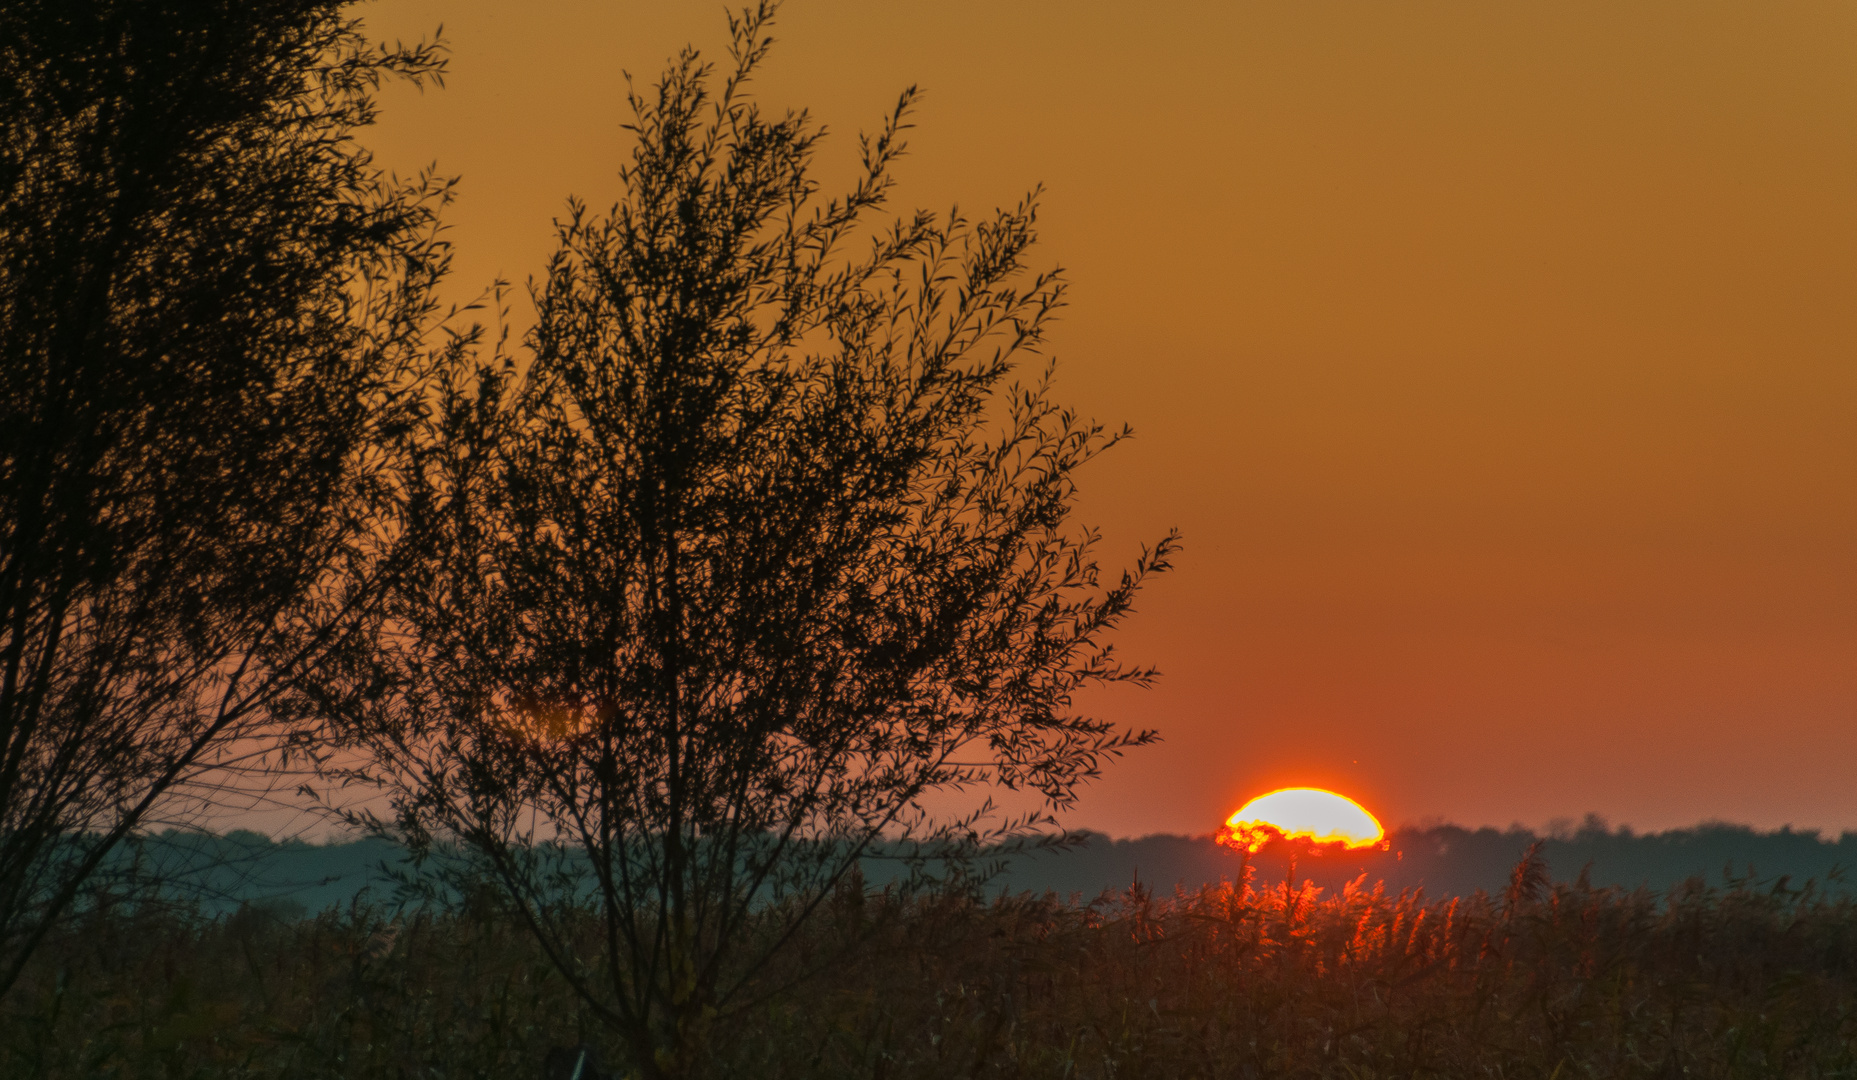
[360,0,1857,838]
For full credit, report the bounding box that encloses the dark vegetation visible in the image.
[293,5,1173,1074]
[6,2,1854,1077]
[5,854,1856,1078]
[0,0,451,1002]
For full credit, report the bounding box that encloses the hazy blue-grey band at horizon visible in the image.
[68,823,1857,919]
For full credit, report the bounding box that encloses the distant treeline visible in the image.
[998,819,1856,900]
[110,819,1856,917]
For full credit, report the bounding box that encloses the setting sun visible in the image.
[1219,787,1385,853]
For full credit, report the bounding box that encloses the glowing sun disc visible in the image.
[1221,787,1384,851]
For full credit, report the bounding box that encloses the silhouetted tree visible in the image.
[313,6,1176,1077]
[0,1,454,998]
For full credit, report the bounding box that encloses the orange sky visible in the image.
[359,0,1857,837]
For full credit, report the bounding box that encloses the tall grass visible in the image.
[5,856,1855,1078]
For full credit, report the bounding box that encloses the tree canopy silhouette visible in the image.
[0,0,454,998]
[311,6,1177,1077]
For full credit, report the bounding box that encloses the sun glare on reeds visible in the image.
[1218,786,1385,853]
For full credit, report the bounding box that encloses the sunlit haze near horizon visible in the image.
[352,0,1857,839]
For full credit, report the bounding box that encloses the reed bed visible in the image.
[5,858,1855,1079]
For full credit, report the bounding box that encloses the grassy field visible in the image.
[6,856,1856,1079]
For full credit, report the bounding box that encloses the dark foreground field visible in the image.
[7,861,1856,1079]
